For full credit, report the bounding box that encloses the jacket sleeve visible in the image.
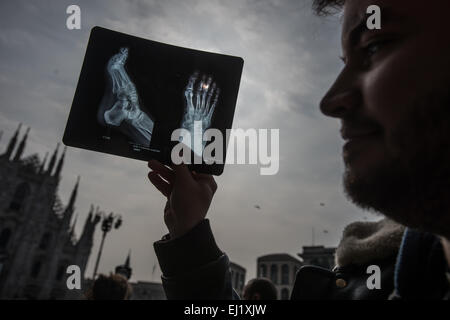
[153,219,240,300]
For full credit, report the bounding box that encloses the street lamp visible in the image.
[92,212,122,279]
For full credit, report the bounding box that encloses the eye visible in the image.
[363,40,383,57]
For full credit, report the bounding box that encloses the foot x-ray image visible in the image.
[63,26,243,175]
[98,47,154,146]
[180,72,220,156]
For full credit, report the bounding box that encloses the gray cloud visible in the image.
[0,0,377,282]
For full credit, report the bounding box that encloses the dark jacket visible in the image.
[153,219,449,300]
[389,228,450,299]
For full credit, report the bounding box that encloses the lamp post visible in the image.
[92,212,122,279]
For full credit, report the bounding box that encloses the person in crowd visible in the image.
[242,278,278,300]
[85,273,132,300]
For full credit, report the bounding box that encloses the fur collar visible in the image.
[335,218,405,267]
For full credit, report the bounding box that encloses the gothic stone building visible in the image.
[0,124,100,299]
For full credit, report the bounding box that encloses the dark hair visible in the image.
[243,278,278,300]
[86,273,132,300]
[312,0,345,16]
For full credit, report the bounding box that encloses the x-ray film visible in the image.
[63,26,244,175]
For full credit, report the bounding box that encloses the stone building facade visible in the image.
[229,261,246,297]
[257,253,303,300]
[0,124,100,299]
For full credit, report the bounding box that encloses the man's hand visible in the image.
[147,160,217,239]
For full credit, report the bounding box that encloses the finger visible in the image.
[186,71,198,92]
[171,163,193,183]
[207,87,220,122]
[148,171,171,197]
[148,160,174,183]
[205,82,216,114]
[185,72,197,111]
[201,76,212,113]
[196,75,205,110]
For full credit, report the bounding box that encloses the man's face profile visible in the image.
[319,0,450,237]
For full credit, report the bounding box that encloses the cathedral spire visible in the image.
[13,127,30,162]
[3,123,21,160]
[69,213,78,240]
[87,204,94,220]
[80,205,94,240]
[77,205,101,249]
[115,250,132,280]
[46,143,59,175]
[63,176,79,229]
[125,250,131,267]
[54,146,67,178]
[66,176,80,213]
[39,152,49,174]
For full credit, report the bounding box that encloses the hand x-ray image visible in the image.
[180,72,220,156]
[63,26,243,175]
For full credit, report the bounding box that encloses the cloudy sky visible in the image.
[0,0,378,282]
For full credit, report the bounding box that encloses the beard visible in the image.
[344,91,450,238]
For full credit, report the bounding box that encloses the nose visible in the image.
[319,71,361,119]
